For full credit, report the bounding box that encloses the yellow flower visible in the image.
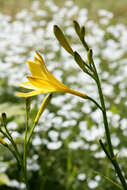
[16,51,88,99]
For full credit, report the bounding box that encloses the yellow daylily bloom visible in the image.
[16,51,88,99]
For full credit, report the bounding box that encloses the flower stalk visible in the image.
[54,21,127,189]
[23,98,30,190]
[80,35,127,189]
[1,113,22,166]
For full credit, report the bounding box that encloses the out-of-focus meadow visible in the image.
[0,0,127,189]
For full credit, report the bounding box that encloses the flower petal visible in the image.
[27,60,47,79]
[28,52,70,91]
[35,51,48,73]
[46,71,69,90]
[19,82,39,90]
[34,52,69,89]
[16,90,44,97]
[27,76,57,91]
[27,51,49,78]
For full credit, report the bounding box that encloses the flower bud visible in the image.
[80,26,85,41]
[54,25,74,56]
[73,20,81,38]
[87,49,93,64]
[74,51,87,73]
[34,93,52,125]
[1,113,7,126]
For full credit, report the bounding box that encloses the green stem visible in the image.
[77,33,127,189]
[23,102,30,190]
[93,63,127,189]
[81,39,89,51]
[112,160,127,189]
[0,140,21,168]
[23,166,30,190]
[27,122,36,148]
[99,139,112,161]
[93,169,123,190]
[87,96,103,111]
[0,129,22,166]
[90,59,114,157]
[68,89,102,111]
[99,139,127,190]
[97,80,114,157]
[4,126,22,164]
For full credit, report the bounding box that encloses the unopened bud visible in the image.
[1,113,7,126]
[54,25,74,56]
[73,20,81,38]
[34,93,52,125]
[80,26,85,41]
[87,49,93,64]
[74,51,87,73]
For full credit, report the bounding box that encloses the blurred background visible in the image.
[0,0,127,189]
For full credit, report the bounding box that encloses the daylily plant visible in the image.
[16,51,88,99]
[0,20,126,190]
